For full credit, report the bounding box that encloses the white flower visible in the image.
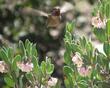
[0,61,8,73]
[72,52,83,67]
[48,77,58,87]
[17,61,33,72]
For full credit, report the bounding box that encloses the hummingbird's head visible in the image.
[51,7,60,16]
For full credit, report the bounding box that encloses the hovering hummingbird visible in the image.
[46,2,74,28]
[47,7,61,28]
[21,2,74,29]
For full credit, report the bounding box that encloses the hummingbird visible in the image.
[46,1,74,29]
[46,7,66,39]
[21,2,74,29]
[47,7,62,28]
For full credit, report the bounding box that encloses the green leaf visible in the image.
[65,31,72,42]
[78,80,88,88]
[64,44,72,65]
[2,46,8,54]
[63,66,74,76]
[106,4,110,18]
[64,78,70,88]
[93,28,107,42]
[109,62,110,70]
[103,41,110,57]
[8,47,14,60]
[19,75,24,88]
[0,49,9,63]
[46,59,54,74]
[106,19,110,35]
[25,73,34,82]
[41,61,46,75]
[46,64,54,75]
[32,44,37,57]
[26,41,32,57]
[66,73,74,88]
[64,51,72,65]
[32,56,39,73]
[86,42,93,59]
[12,55,22,70]
[19,40,26,56]
[71,43,81,53]
[25,39,30,49]
[66,21,75,32]
[80,37,86,48]
[4,76,15,87]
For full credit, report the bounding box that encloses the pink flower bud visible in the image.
[91,12,107,28]
[78,66,92,77]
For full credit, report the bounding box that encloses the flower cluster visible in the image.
[77,66,92,77]
[0,61,8,73]
[91,11,107,29]
[47,77,58,87]
[72,52,83,67]
[72,52,92,77]
[17,61,33,72]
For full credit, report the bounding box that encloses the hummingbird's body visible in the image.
[47,15,61,28]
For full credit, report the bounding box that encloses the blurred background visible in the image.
[0,0,98,58]
[0,0,98,87]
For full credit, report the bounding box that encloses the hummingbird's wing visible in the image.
[20,2,74,17]
[20,7,49,17]
[60,2,74,14]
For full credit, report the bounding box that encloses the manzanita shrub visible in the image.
[0,40,56,88]
[63,0,110,88]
